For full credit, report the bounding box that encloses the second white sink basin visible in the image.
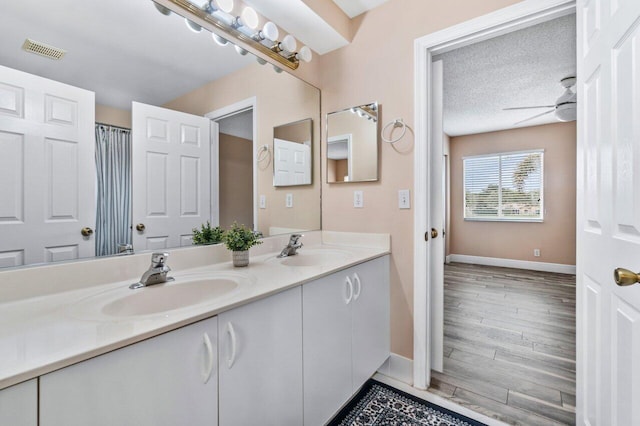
[273,249,352,267]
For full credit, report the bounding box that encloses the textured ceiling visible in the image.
[0,0,253,110]
[434,14,576,136]
[331,0,390,18]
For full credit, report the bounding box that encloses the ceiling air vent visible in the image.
[22,38,66,60]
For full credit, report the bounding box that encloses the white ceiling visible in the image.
[331,0,390,18]
[434,14,576,136]
[0,0,254,110]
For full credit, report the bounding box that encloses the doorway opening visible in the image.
[413,0,577,423]
[207,98,258,231]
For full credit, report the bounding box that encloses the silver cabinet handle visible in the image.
[344,276,354,304]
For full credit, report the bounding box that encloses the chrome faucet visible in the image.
[130,252,174,289]
[277,234,303,258]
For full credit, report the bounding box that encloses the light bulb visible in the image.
[256,57,267,65]
[153,3,172,15]
[185,18,202,33]
[280,35,296,53]
[273,65,283,73]
[261,22,279,42]
[214,0,234,13]
[296,46,312,63]
[234,45,248,55]
[212,33,229,46]
[240,7,259,30]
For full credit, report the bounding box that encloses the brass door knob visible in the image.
[81,227,93,237]
[614,268,640,286]
[431,228,438,239]
[136,223,146,232]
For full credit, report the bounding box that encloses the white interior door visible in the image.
[0,65,95,267]
[577,0,640,424]
[273,138,311,186]
[430,59,445,372]
[132,102,210,251]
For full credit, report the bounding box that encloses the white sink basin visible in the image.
[272,249,352,267]
[69,273,251,319]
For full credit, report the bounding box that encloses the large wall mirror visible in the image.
[273,118,313,187]
[0,0,321,269]
[326,102,379,183]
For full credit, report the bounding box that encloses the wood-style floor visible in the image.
[428,262,576,425]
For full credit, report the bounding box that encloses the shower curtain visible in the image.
[95,124,132,256]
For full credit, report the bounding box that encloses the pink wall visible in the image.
[450,122,577,265]
[319,0,522,359]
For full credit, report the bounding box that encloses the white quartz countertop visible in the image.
[0,232,389,390]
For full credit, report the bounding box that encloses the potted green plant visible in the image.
[222,222,262,267]
[192,221,224,245]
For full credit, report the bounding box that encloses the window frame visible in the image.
[463,149,544,223]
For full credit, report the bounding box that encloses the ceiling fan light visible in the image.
[555,103,576,122]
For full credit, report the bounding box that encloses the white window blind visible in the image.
[464,150,543,221]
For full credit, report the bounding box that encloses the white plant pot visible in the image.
[232,250,249,267]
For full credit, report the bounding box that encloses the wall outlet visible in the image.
[398,189,411,209]
[353,190,364,208]
[259,195,266,209]
[285,193,293,208]
[534,249,541,257]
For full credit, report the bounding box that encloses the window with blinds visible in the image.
[463,150,543,221]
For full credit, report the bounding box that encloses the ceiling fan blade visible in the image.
[513,109,555,125]
[503,105,555,111]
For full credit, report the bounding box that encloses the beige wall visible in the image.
[319,0,522,359]
[450,122,576,265]
[164,62,321,237]
[95,104,131,128]
[219,133,253,229]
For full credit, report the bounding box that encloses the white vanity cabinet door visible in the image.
[0,379,37,426]
[303,255,391,426]
[218,286,303,426]
[40,316,218,426]
[302,270,354,426]
[351,256,390,391]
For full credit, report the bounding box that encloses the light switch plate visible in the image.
[286,193,293,208]
[354,190,364,208]
[259,195,266,209]
[398,189,411,209]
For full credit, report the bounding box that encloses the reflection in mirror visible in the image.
[326,103,379,183]
[0,0,320,269]
[273,118,313,187]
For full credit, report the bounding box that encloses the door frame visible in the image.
[412,0,576,390]
[206,97,258,230]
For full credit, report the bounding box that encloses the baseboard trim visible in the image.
[377,353,414,386]
[445,255,452,263]
[448,254,576,274]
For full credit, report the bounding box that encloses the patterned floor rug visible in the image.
[328,380,486,426]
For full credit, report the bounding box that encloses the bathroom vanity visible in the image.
[0,231,390,426]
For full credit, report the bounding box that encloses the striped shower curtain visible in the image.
[95,124,132,256]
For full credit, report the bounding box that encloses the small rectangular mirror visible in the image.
[273,118,313,186]
[326,102,379,183]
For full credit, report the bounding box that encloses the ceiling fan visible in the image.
[504,76,577,125]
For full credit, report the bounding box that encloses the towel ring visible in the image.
[257,144,270,162]
[381,119,407,144]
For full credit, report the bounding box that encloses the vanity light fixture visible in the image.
[152,0,311,70]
